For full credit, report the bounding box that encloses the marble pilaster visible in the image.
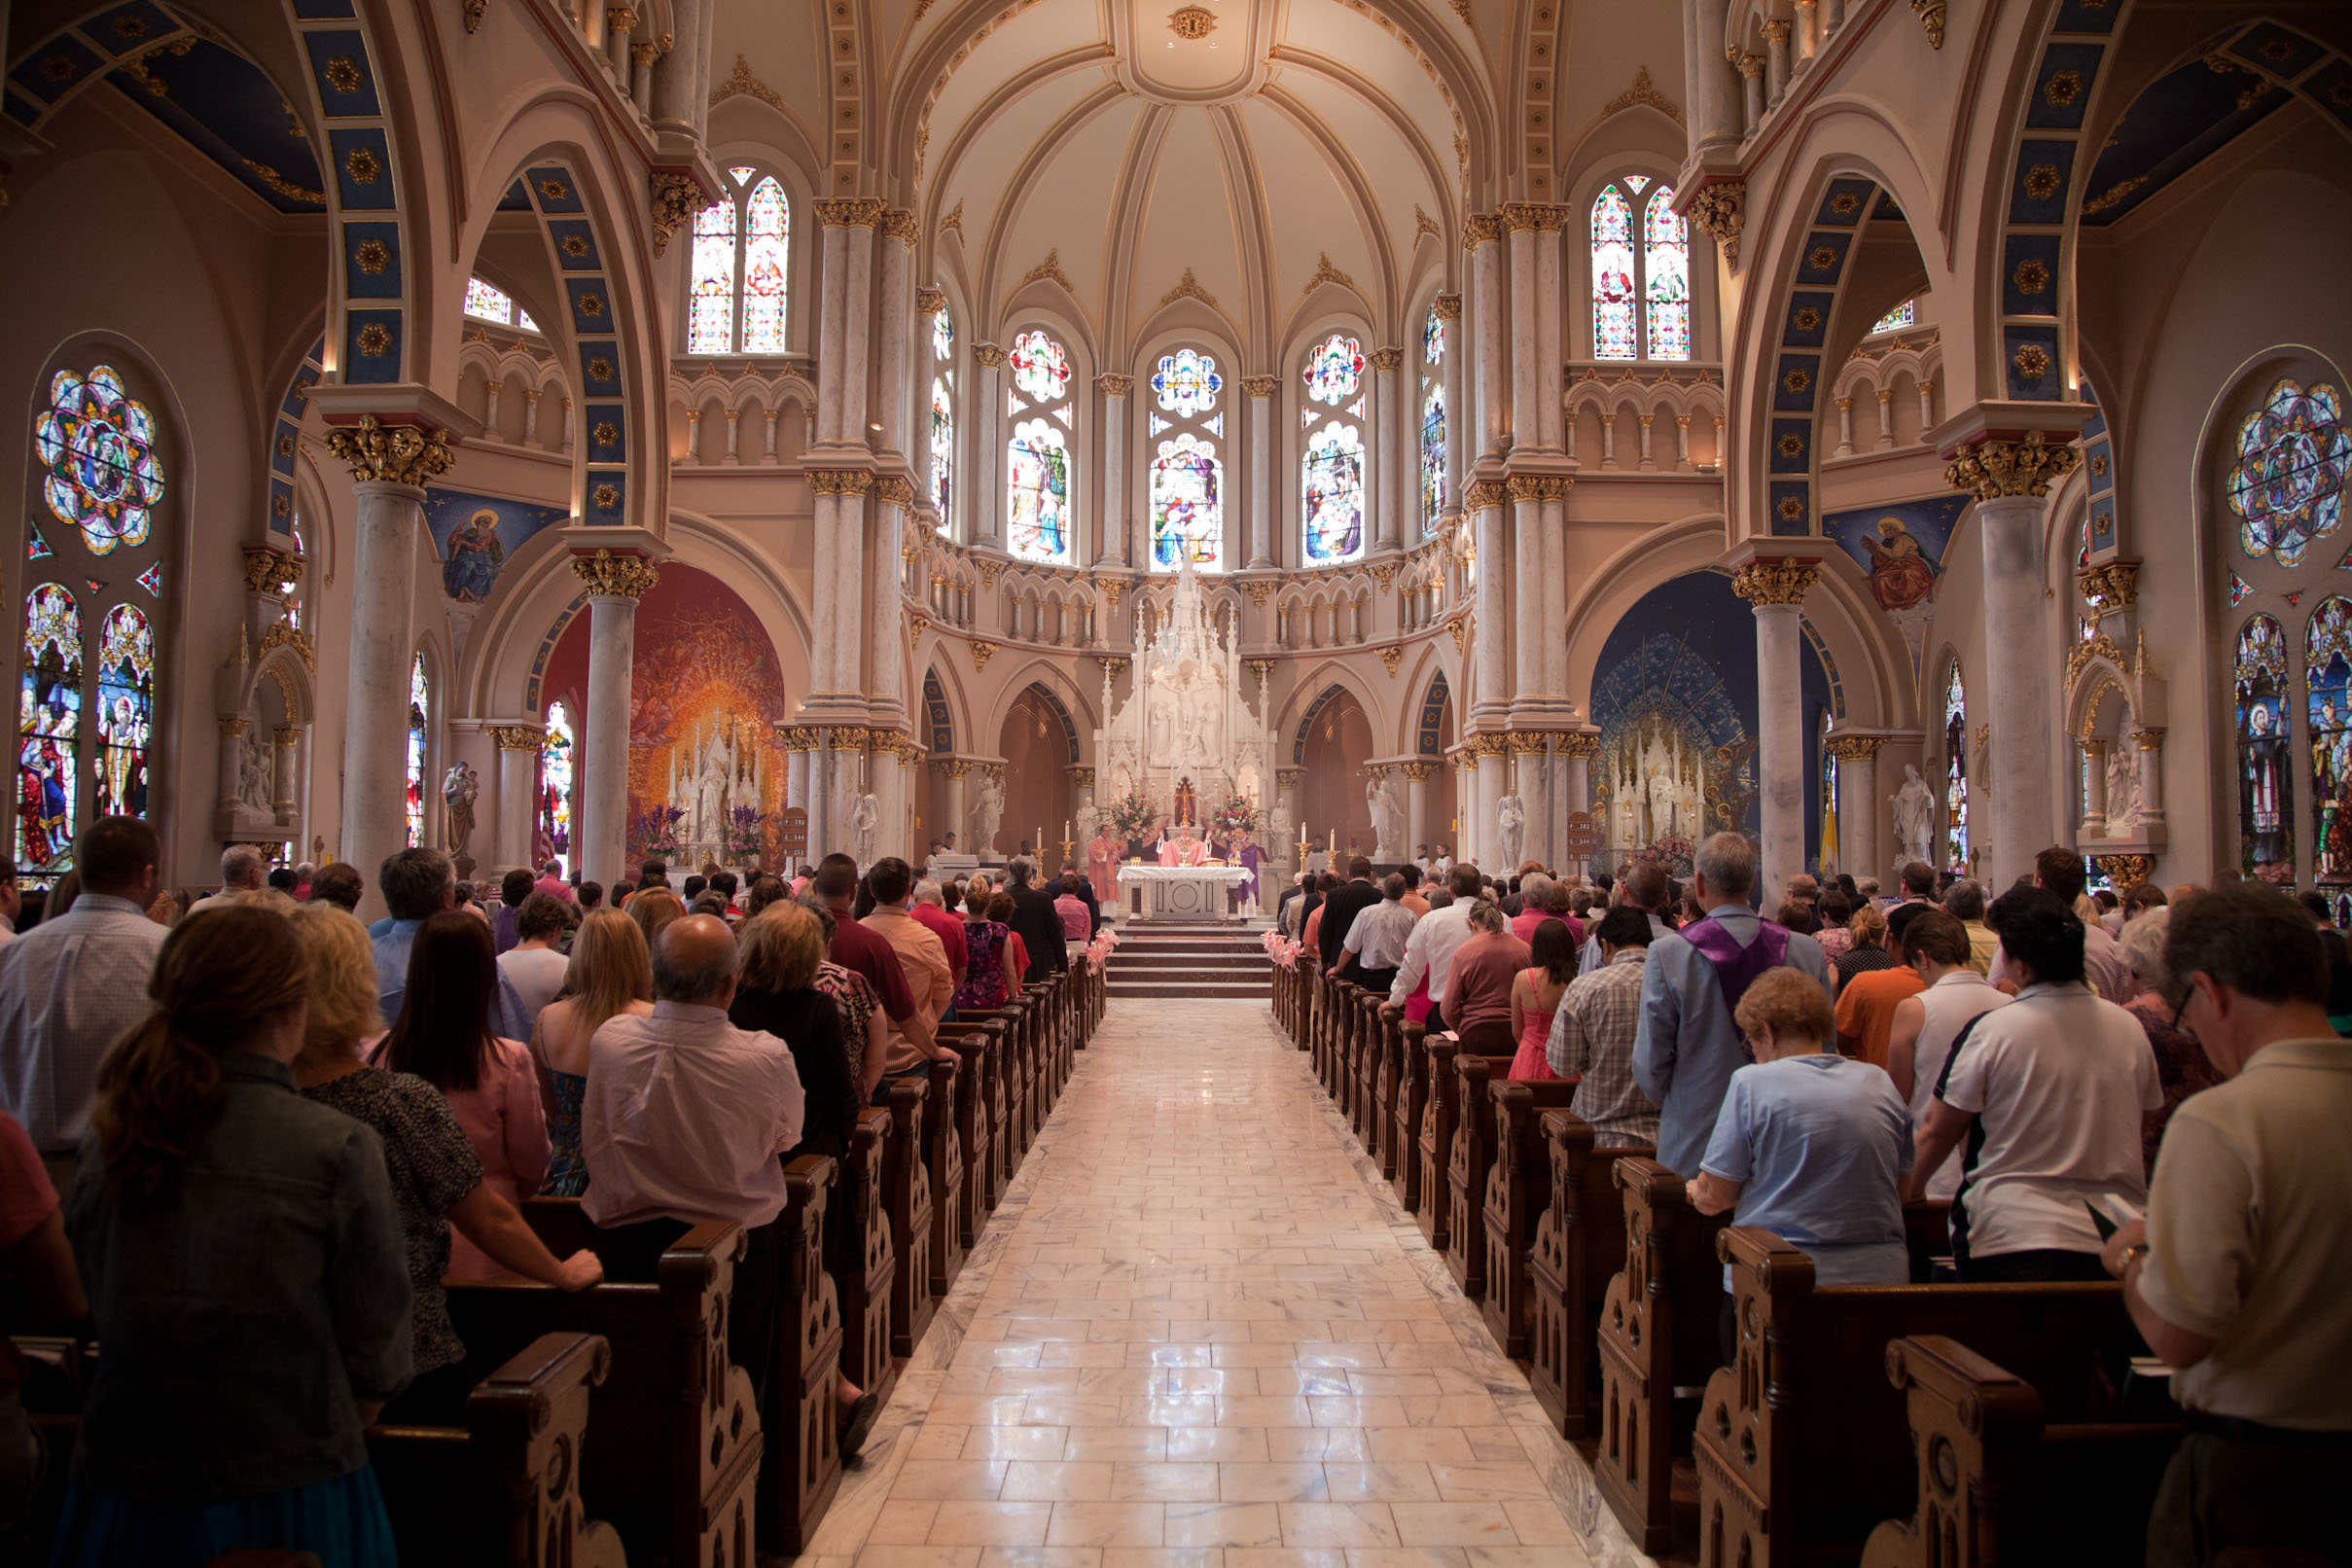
[489,723,546,873]
[1244,375,1277,569]
[1732,557,1821,898]
[572,551,659,888]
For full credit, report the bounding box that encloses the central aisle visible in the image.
[796,998,1655,1568]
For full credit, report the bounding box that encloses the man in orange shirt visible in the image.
[1835,900,1931,1068]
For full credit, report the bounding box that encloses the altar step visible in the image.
[1106,931,1270,1001]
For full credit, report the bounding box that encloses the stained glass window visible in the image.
[930,298,953,536]
[18,587,80,873]
[740,178,789,353]
[2231,572,2255,606]
[463,276,515,325]
[1871,299,1916,335]
[1423,306,1445,367]
[1420,384,1446,538]
[932,301,953,362]
[1304,335,1364,406]
[1943,663,1968,873]
[2231,380,2349,569]
[1643,186,1690,362]
[2307,598,2352,884]
[541,699,574,859]
[1007,418,1071,562]
[1151,349,1222,415]
[2237,614,2292,878]
[1151,435,1221,569]
[93,604,152,820]
[36,367,164,555]
[406,654,428,848]
[687,188,738,354]
[25,522,51,561]
[1590,185,1637,360]
[515,307,540,334]
[1302,421,1366,564]
[1010,330,1072,403]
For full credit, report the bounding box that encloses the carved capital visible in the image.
[570,549,659,599]
[1369,560,1401,591]
[806,467,875,497]
[881,207,919,244]
[323,415,456,487]
[875,475,917,508]
[1275,768,1303,790]
[973,342,1007,369]
[1432,293,1463,322]
[1461,211,1501,249]
[1369,347,1406,374]
[1561,731,1601,759]
[489,723,547,752]
[1507,731,1551,758]
[241,546,303,596]
[1399,760,1433,781]
[776,725,821,752]
[1504,474,1574,504]
[1944,430,2080,500]
[1463,479,1508,512]
[1763,18,1791,42]
[648,170,703,258]
[1824,734,1884,761]
[917,286,947,315]
[1241,374,1280,399]
[1731,558,1820,607]
[937,758,973,779]
[219,717,249,739]
[1096,374,1134,398]
[2133,728,2164,751]
[822,726,871,752]
[1686,180,1746,269]
[812,196,887,229]
[1447,616,1471,657]
[1070,766,1095,788]
[2078,559,2139,615]
[1497,201,1573,233]
[273,725,303,748]
[1246,580,1274,607]
[1245,659,1274,684]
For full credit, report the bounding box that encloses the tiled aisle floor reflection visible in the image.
[792,998,1655,1568]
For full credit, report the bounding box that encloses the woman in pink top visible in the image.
[370,911,550,1282]
[1508,919,1577,1080]
[1447,901,1533,1054]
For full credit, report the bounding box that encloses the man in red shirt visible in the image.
[533,860,574,903]
[909,877,969,1002]
[1,1107,85,1516]
[810,855,927,1087]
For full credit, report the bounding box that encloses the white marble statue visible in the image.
[443,763,479,857]
[2106,735,2139,837]
[1366,774,1405,862]
[1269,798,1294,860]
[1646,766,1676,844]
[1891,764,1937,868]
[236,728,273,813]
[970,774,1006,855]
[851,792,880,866]
[1497,793,1525,873]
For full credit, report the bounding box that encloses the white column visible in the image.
[943,761,972,853]
[972,345,1005,549]
[1245,374,1276,568]
[1832,738,1880,885]
[1764,18,1792,104]
[764,407,780,464]
[1735,560,1819,899]
[339,479,427,914]
[1685,0,1743,153]
[841,219,877,444]
[1978,491,2058,886]
[723,409,741,465]
[816,216,851,445]
[1372,347,1405,553]
[2080,738,2108,838]
[1471,488,1508,725]
[1835,398,1855,457]
[1097,374,1131,566]
[870,480,911,735]
[216,717,246,815]
[572,552,657,888]
[271,726,301,818]
[1402,761,1430,861]
[2134,730,2166,837]
[1535,215,1566,452]
[1470,218,1506,460]
[876,211,915,458]
[522,389,543,448]
[1543,491,1570,695]
[482,380,503,437]
[1510,484,1542,710]
[1476,748,1507,873]
[492,726,542,873]
[1507,215,1539,451]
[1739,53,1764,133]
[1876,388,1896,448]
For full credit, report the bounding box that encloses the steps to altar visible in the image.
[1102,926,1272,1001]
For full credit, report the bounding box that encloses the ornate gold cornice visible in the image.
[1561,732,1601,759]
[936,758,972,779]
[1463,479,1507,512]
[1686,180,1746,269]
[1097,374,1134,398]
[822,726,870,752]
[917,286,946,314]
[1944,430,2080,500]
[806,468,874,497]
[973,343,1006,369]
[875,475,917,508]
[1496,201,1573,232]
[1369,347,1406,374]
[812,197,887,229]
[323,415,456,487]
[571,549,659,599]
[1825,734,1883,761]
[1070,766,1095,787]
[489,723,546,752]
[969,639,997,671]
[241,546,303,596]
[256,623,314,672]
[1432,294,1462,322]
[648,170,702,258]
[1241,374,1279,398]
[1376,646,1403,677]
[1731,558,1820,606]
[1368,560,1400,592]
[2078,559,2138,614]
[776,724,820,752]
[1246,580,1273,607]
[1505,475,1573,503]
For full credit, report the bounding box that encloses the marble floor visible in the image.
[790,998,1654,1568]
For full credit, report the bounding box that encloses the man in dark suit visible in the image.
[1317,855,1384,973]
[1004,855,1070,984]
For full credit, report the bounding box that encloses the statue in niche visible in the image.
[1497,793,1525,873]
[851,792,880,867]
[2106,717,2140,837]
[443,763,479,858]
[970,773,1005,856]
[1890,764,1937,869]
[1366,773,1404,862]
[1646,762,1676,844]
[236,728,273,814]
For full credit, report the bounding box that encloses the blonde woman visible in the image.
[531,910,655,1195]
[1832,901,1896,999]
[624,885,685,951]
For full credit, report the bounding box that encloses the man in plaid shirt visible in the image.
[1546,905,1660,1148]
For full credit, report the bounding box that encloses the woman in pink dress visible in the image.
[1508,918,1577,1080]
[370,911,550,1282]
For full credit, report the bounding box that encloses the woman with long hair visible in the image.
[952,879,1020,1015]
[1447,898,1534,1054]
[988,891,1030,1000]
[530,909,655,1196]
[288,906,598,1424]
[1508,917,1577,1081]
[624,885,685,950]
[797,897,887,1107]
[54,907,410,1567]
[370,912,550,1281]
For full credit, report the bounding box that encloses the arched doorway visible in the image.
[997,682,1077,868]
[1297,686,1374,859]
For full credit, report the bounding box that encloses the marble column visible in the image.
[871,477,915,735]
[1513,735,1550,871]
[1562,733,1597,877]
[1828,735,1880,885]
[604,7,633,90]
[1534,210,1567,452]
[940,760,972,855]
[1276,767,1303,873]
[216,717,246,815]
[806,470,873,702]
[1469,481,1508,727]
[1739,53,1764,133]
[1468,216,1506,458]
[1764,18,1792,104]
[1733,558,1820,899]
[489,724,544,873]
[2080,738,2109,838]
[1372,348,1405,553]
[1476,742,1507,873]
[840,218,878,442]
[1543,488,1570,695]
[914,286,947,512]
[1684,0,1743,153]
[271,726,301,823]
[2133,729,2166,837]
[816,219,851,445]
[522,388,543,448]
[1097,374,1132,566]
[1506,214,1539,452]
[482,380,504,437]
[972,345,1005,549]
[1978,493,2058,885]
[821,729,872,861]
[870,734,908,865]
[572,550,658,888]
[1509,481,1544,708]
[630,41,657,115]
[1244,375,1277,568]
[1401,760,1431,866]
[649,0,702,127]
[876,211,916,457]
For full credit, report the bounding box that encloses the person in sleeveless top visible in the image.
[1633,833,1831,1177]
[1508,918,1576,1080]
[1882,909,2008,1201]
[529,910,653,1196]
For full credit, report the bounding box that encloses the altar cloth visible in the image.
[1115,864,1251,921]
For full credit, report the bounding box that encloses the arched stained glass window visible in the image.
[2230,379,2348,568]
[2306,598,2352,883]
[18,586,80,873]
[1590,185,1637,360]
[1643,186,1690,362]
[1420,305,1447,537]
[464,276,516,324]
[1870,298,1917,335]
[686,166,794,356]
[541,699,574,861]
[1004,328,1075,561]
[1303,334,1364,407]
[1301,333,1368,564]
[930,299,954,537]
[93,604,153,820]
[1943,663,1968,873]
[406,654,429,848]
[1149,348,1224,570]
[2237,614,2292,878]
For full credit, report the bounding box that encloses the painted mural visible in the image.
[540,562,790,865]
[1588,569,1832,872]
[423,487,569,603]
[1823,493,1972,672]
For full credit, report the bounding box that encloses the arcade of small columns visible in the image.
[310,196,2106,898]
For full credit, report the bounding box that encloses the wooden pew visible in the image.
[1364,1004,1403,1180]
[1525,1113,1654,1439]
[924,1058,966,1296]
[936,1017,1005,1247]
[1903,1199,1949,1283]
[1861,1335,2183,1568]
[838,1108,899,1407]
[1593,1157,1732,1557]
[446,1219,761,1568]
[1478,1078,1582,1358]
[770,1157,844,1552]
[1294,953,1320,1052]
[1442,1051,1521,1299]
[1353,989,1386,1157]
[1414,1035,1462,1252]
[881,1076,937,1357]
[1695,1228,2147,1568]
[1389,1018,1430,1214]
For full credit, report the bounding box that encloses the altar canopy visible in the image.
[1095,553,1275,830]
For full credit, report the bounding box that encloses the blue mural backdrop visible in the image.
[1589,570,1833,868]
[423,487,569,603]
[1821,493,1971,617]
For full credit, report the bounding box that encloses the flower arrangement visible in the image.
[1209,794,1264,838]
[1105,790,1158,843]
[727,803,766,859]
[1260,928,1301,969]
[1644,834,1696,877]
[632,803,685,859]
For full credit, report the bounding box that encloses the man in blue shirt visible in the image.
[1632,832,1830,1177]
[374,847,532,1038]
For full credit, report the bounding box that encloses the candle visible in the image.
[1329,829,1336,853]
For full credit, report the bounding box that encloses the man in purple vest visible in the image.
[1633,832,1831,1176]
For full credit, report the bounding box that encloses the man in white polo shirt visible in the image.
[2101,884,2352,1567]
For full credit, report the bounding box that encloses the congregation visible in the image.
[1289,830,2352,1566]
[0,819,1096,1566]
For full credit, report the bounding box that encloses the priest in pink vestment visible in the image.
[1157,826,1210,867]
[1087,830,1118,903]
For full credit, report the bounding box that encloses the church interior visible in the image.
[3,0,2349,1562]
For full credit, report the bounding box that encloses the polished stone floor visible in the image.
[791,998,1653,1568]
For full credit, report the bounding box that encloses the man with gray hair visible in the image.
[1633,831,1830,1177]
[908,876,970,999]
[186,843,267,915]
[1942,877,1999,975]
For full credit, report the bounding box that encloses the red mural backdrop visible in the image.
[541,562,789,862]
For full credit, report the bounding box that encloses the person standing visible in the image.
[1507,918,1576,1081]
[1316,857,1383,972]
[860,858,961,1092]
[2100,885,2352,1566]
[1444,902,1532,1054]
[1833,901,1932,1068]
[1386,866,1484,1033]
[1881,909,2007,1201]
[1002,856,1069,986]
[1337,873,1415,995]
[1547,907,1660,1148]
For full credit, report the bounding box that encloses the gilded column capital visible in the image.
[1463,478,1508,512]
[1398,760,1433,781]
[2077,559,2139,613]
[970,639,998,671]
[806,467,875,497]
[1097,374,1134,398]
[822,726,871,752]
[775,724,820,752]
[570,549,659,599]
[1943,430,2080,500]
[1507,731,1551,758]
[2133,728,2165,750]
[648,169,704,258]
[1275,767,1303,790]
[1497,201,1573,233]
[1069,766,1095,788]
[323,415,456,487]
[812,196,888,229]
[1462,211,1501,250]
[1561,731,1601,759]
[1686,180,1747,269]
[1824,734,1883,761]
[874,475,917,508]
[1245,659,1274,684]
[1763,18,1791,42]
[1369,347,1406,374]
[881,207,919,245]
[937,758,973,779]
[489,723,547,752]
[917,286,947,314]
[1431,294,1462,322]
[1731,558,1820,607]
[272,725,303,748]
[241,546,303,596]
[1241,374,1280,399]
[973,342,1007,369]
[1504,474,1574,504]
[219,717,250,739]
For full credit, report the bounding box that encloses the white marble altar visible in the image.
[1116,863,1250,920]
[1096,553,1274,834]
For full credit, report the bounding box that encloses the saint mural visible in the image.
[442,509,506,602]
[1858,516,1937,614]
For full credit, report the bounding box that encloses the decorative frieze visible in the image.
[812,197,887,228]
